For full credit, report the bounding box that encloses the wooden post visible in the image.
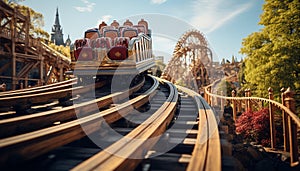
[284,88,299,166]
[204,88,207,102]
[268,87,276,149]
[220,91,224,113]
[20,82,23,89]
[238,100,242,114]
[244,89,248,111]
[59,64,63,82]
[25,8,30,55]
[281,88,289,152]
[11,8,17,90]
[248,88,252,111]
[38,80,41,86]
[25,74,28,88]
[231,90,237,121]
[39,55,44,85]
[208,87,211,105]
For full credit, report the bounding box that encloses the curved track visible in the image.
[0,76,221,171]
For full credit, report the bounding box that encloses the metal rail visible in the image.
[72,80,178,171]
[0,78,77,97]
[0,79,77,98]
[71,77,221,171]
[0,80,105,109]
[175,84,221,171]
[0,77,145,138]
[0,76,158,165]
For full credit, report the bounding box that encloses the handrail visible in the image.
[129,33,152,62]
[204,80,300,127]
[204,77,299,166]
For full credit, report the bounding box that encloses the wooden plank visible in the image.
[0,79,104,108]
[175,84,221,171]
[0,78,143,138]
[0,78,76,96]
[0,76,158,165]
[72,81,177,171]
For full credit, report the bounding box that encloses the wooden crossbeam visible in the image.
[0,62,11,75]
[16,62,38,78]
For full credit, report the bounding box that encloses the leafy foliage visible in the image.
[235,108,271,146]
[236,108,283,146]
[240,0,300,98]
[5,1,70,57]
[153,60,166,77]
[48,43,71,58]
[215,79,233,97]
[9,3,50,40]
[3,0,24,4]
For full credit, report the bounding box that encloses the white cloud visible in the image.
[97,15,113,26]
[152,36,176,63]
[151,0,167,5]
[190,0,253,34]
[74,0,96,12]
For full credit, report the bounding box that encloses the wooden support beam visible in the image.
[59,64,64,82]
[284,88,299,167]
[1,1,70,89]
[268,87,276,149]
[281,88,289,152]
[231,90,237,121]
[40,56,44,85]
[11,8,16,90]
[45,65,54,84]
[0,62,11,75]
[16,62,34,78]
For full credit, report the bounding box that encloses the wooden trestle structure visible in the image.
[161,30,213,93]
[0,1,70,90]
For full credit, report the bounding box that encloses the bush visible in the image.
[235,108,271,146]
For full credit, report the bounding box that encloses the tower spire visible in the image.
[50,7,64,46]
[54,7,60,27]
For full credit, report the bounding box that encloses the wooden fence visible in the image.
[204,79,300,167]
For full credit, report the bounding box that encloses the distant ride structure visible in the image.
[70,19,154,80]
[161,30,213,93]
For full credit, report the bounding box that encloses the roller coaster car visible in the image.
[69,19,155,76]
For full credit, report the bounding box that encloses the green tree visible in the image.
[3,0,24,4]
[5,1,71,57]
[153,60,166,77]
[11,3,49,40]
[238,60,246,86]
[216,79,233,97]
[240,0,300,98]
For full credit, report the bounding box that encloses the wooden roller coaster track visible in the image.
[0,75,221,171]
[0,1,70,90]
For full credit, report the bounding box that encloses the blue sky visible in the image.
[21,0,265,63]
